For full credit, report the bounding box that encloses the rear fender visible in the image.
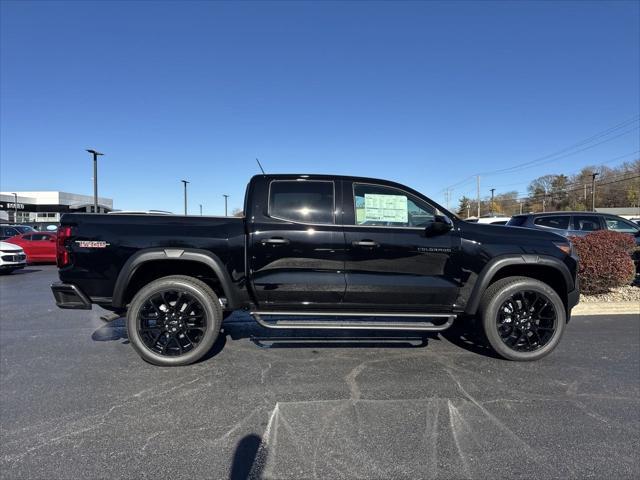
[112,248,239,309]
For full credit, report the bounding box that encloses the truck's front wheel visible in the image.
[479,276,566,361]
[127,275,222,366]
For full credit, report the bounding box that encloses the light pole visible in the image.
[10,192,18,223]
[199,204,203,216]
[518,199,523,215]
[591,172,599,212]
[489,188,495,216]
[181,180,190,215]
[86,149,104,213]
[223,194,229,216]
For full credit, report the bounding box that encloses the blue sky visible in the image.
[1,0,638,214]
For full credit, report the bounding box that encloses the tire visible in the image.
[479,276,566,361]
[127,275,222,366]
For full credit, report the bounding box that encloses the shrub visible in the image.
[570,230,636,295]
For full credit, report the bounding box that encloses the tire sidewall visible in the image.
[127,277,221,366]
[482,279,566,361]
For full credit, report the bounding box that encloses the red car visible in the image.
[6,232,57,263]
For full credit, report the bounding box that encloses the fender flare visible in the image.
[112,248,239,309]
[464,254,575,315]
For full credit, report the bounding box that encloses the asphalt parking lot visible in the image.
[1,265,638,479]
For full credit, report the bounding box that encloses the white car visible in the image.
[466,216,512,225]
[0,241,27,275]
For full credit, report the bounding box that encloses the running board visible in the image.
[250,311,455,332]
[251,336,427,348]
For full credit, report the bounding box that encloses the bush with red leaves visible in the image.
[570,230,636,295]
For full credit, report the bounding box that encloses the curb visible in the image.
[572,302,639,316]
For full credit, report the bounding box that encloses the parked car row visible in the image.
[0,226,57,270]
[506,212,640,242]
[0,224,35,240]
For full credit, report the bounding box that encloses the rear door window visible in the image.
[533,216,570,230]
[269,180,334,224]
[572,215,602,232]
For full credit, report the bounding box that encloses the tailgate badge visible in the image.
[75,240,110,248]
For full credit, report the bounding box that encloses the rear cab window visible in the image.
[572,215,602,232]
[533,216,570,230]
[268,180,335,224]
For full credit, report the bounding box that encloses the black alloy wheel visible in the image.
[137,290,207,356]
[479,276,566,361]
[496,290,557,352]
[127,275,222,366]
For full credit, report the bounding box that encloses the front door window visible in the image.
[353,184,436,228]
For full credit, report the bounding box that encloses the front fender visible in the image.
[463,254,576,315]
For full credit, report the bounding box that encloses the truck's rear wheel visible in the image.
[479,276,565,361]
[127,275,222,366]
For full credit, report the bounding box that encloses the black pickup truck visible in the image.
[52,174,579,366]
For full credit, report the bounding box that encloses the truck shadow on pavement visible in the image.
[90,312,500,361]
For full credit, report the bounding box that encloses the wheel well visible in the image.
[488,265,568,310]
[124,260,226,305]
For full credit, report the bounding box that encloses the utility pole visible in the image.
[476,175,481,217]
[181,180,190,215]
[542,198,546,212]
[223,194,229,216]
[518,199,523,215]
[466,203,470,219]
[489,188,495,216]
[86,149,104,213]
[591,172,599,211]
[199,204,203,216]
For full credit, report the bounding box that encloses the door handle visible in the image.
[261,237,290,245]
[352,240,379,248]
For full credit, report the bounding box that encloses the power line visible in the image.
[443,115,639,191]
[516,173,640,203]
[478,116,639,176]
[479,127,638,177]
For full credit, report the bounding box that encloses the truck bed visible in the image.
[58,213,246,302]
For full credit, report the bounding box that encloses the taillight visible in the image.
[56,226,73,267]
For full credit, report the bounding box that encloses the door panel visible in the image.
[250,225,346,306]
[248,179,346,308]
[342,181,461,310]
[343,227,459,308]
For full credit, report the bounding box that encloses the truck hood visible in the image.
[459,221,568,244]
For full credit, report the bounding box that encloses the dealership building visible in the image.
[0,191,113,224]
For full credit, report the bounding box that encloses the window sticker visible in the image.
[364,193,408,223]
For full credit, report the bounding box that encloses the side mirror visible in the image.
[425,215,453,236]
